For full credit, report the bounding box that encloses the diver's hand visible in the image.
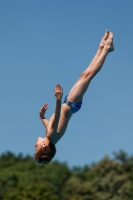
[39,104,48,118]
[54,84,63,100]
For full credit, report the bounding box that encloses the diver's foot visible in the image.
[104,32,114,52]
[99,30,109,48]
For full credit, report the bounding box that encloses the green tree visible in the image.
[0,152,71,200]
[3,183,58,200]
[0,151,133,200]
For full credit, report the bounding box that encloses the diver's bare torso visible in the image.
[46,103,72,144]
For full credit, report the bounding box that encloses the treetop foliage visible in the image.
[0,150,133,200]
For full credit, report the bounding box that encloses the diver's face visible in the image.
[35,137,44,151]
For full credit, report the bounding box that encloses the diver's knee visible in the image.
[80,70,93,79]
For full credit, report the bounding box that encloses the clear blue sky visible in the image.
[0,1,133,168]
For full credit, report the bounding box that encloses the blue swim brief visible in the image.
[63,95,82,113]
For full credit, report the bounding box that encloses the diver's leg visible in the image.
[68,32,114,102]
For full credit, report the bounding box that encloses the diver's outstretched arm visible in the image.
[51,84,63,131]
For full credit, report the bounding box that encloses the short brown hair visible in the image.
[34,142,56,164]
